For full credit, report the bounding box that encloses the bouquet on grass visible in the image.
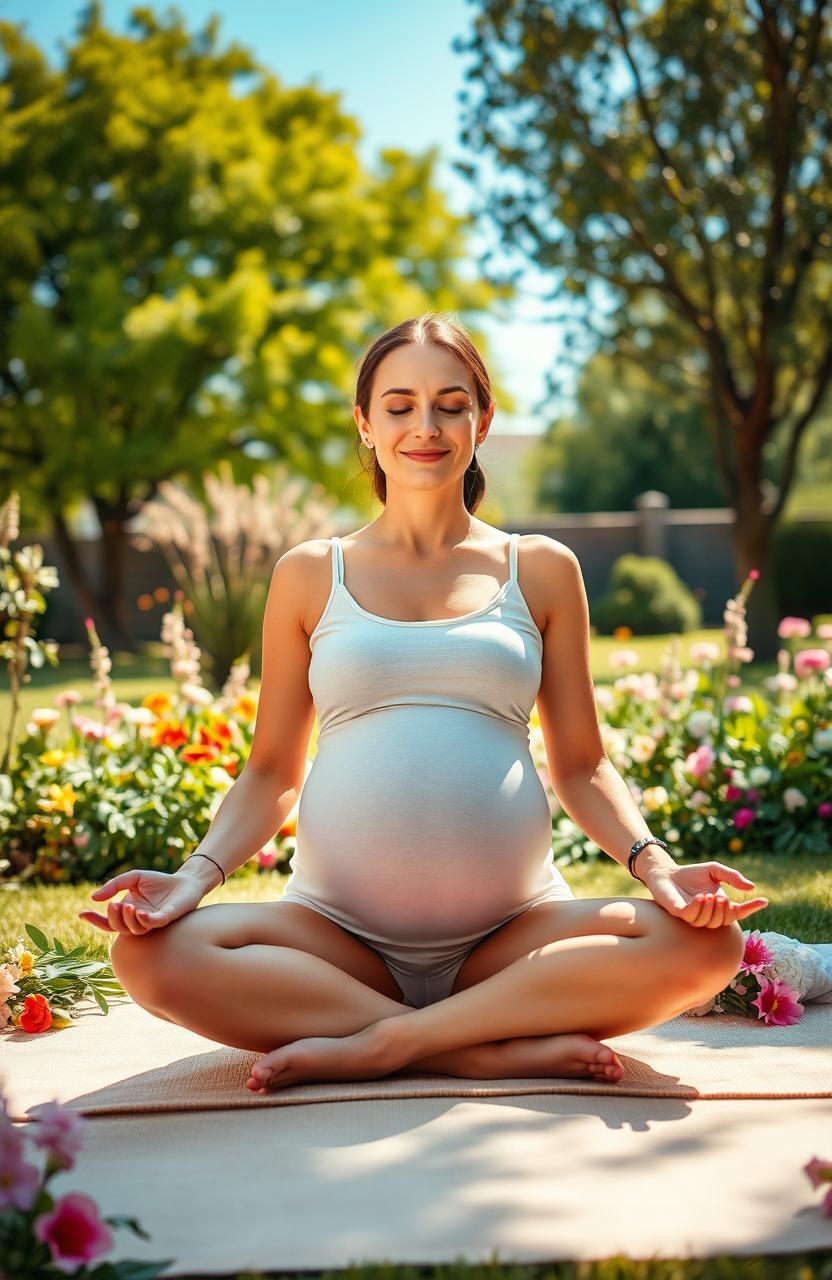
[0,925,127,1034]
[0,1085,173,1277]
[684,929,832,1023]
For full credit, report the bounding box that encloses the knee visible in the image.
[675,916,746,995]
[109,932,172,1010]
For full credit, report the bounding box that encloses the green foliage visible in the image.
[0,5,510,529]
[532,352,739,513]
[592,554,702,636]
[773,518,832,618]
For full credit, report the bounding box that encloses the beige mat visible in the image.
[10,1097,832,1269]
[3,997,831,1122]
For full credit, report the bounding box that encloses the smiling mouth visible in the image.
[403,450,449,457]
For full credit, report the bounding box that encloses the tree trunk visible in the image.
[51,508,136,653]
[730,505,780,664]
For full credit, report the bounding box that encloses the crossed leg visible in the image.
[246,895,744,1089]
[110,894,743,1092]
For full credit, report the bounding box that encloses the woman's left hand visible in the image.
[642,861,769,928]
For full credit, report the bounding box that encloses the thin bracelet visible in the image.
[187,852,226,886]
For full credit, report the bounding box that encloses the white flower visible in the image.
[609,648,640,671]
[30,707,61,728]
[813,728,832,753]
[630,734,656,763]
[755,932,832,1000]
[123,706,155,725]
[748,765,772,786]
[180,683,214,707]
[685,710,716,739]
[783,787,807,813]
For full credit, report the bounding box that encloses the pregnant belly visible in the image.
[289,706,558,942]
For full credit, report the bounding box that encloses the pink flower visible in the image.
[746,788,761,803]
[733,807,757,829]
[819,802,832,819]
[804,1156,832,1190]
[685,743,715,778]
[30,1100,87,1171]
[741,929,775,974]
[725,785,744,801]
[750,976,804,1026]
[33,1191,114,1273]
[0,1119,41,1211]
[817,623,832,641]
[54,690,82,708]
[794,648,831,679]
[778,616,812,639]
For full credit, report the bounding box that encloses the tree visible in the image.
[0,3,508,649]
[452,0,832,657]
[533,348,734,512]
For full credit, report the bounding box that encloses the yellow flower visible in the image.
[17,950,34,975]
[793,719,809,733]
[728,837,743,853]
[37,783,78,816]
[39,749,72,768]
[232,694,258,723]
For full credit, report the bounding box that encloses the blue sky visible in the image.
[3,0,574,432]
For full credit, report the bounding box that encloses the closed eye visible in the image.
[388,407,464,415]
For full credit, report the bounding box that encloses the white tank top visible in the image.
[308,532,543,741]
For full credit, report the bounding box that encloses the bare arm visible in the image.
[176,542,320,895]
[532,537,678,883]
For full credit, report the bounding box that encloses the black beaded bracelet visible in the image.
[627,836,669,883]
[187,852,226,886]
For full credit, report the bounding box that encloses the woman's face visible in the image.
[355,341,494,487]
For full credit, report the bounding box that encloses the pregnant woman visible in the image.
[80,312,768,1094]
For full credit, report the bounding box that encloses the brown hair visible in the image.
[354,312,492,514]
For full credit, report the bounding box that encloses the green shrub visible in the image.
[592,553,702,636]
[773,518,832,618]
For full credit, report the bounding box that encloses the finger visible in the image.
[687,896,713,927]
[709,863,757,890]
[107,900,131,934]
[90,871,142,901]
[706,897,730,929]
[77,909,117,932]
[732,897,769,919]
[120,902,148,936]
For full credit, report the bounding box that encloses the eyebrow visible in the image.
[380,385,472,398]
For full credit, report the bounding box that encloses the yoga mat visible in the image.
[3,995,831,1122]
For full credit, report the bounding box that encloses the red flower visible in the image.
[18,993,53,1033]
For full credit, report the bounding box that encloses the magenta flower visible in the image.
[733,807,757,829]
[33,1191,114,1273]
[750,976,804,1025]
[725,785,744,801]
[740,930,775,974]
[31,1100,87,1171]
[819,802,832,819]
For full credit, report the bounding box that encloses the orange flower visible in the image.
[233,695,257,722]
[37,783,78,817]
[613,626,633,640]
[786,749,805,766]
[180,744,220,764]
[151,720,189,749]
[17,992,53,1033]
[198,718,232,749]
[142,693,174,717]
[278,813,297,837]
[221,757,239,777]
[728,837,743,853]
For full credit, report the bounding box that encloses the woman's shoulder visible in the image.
[271,538,338,638]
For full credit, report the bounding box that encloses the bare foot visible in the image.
[246,1026,624,1092]
[246,1024,395,1093]
[477,1033,624,1083]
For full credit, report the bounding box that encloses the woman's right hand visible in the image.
[77,868,208,935]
